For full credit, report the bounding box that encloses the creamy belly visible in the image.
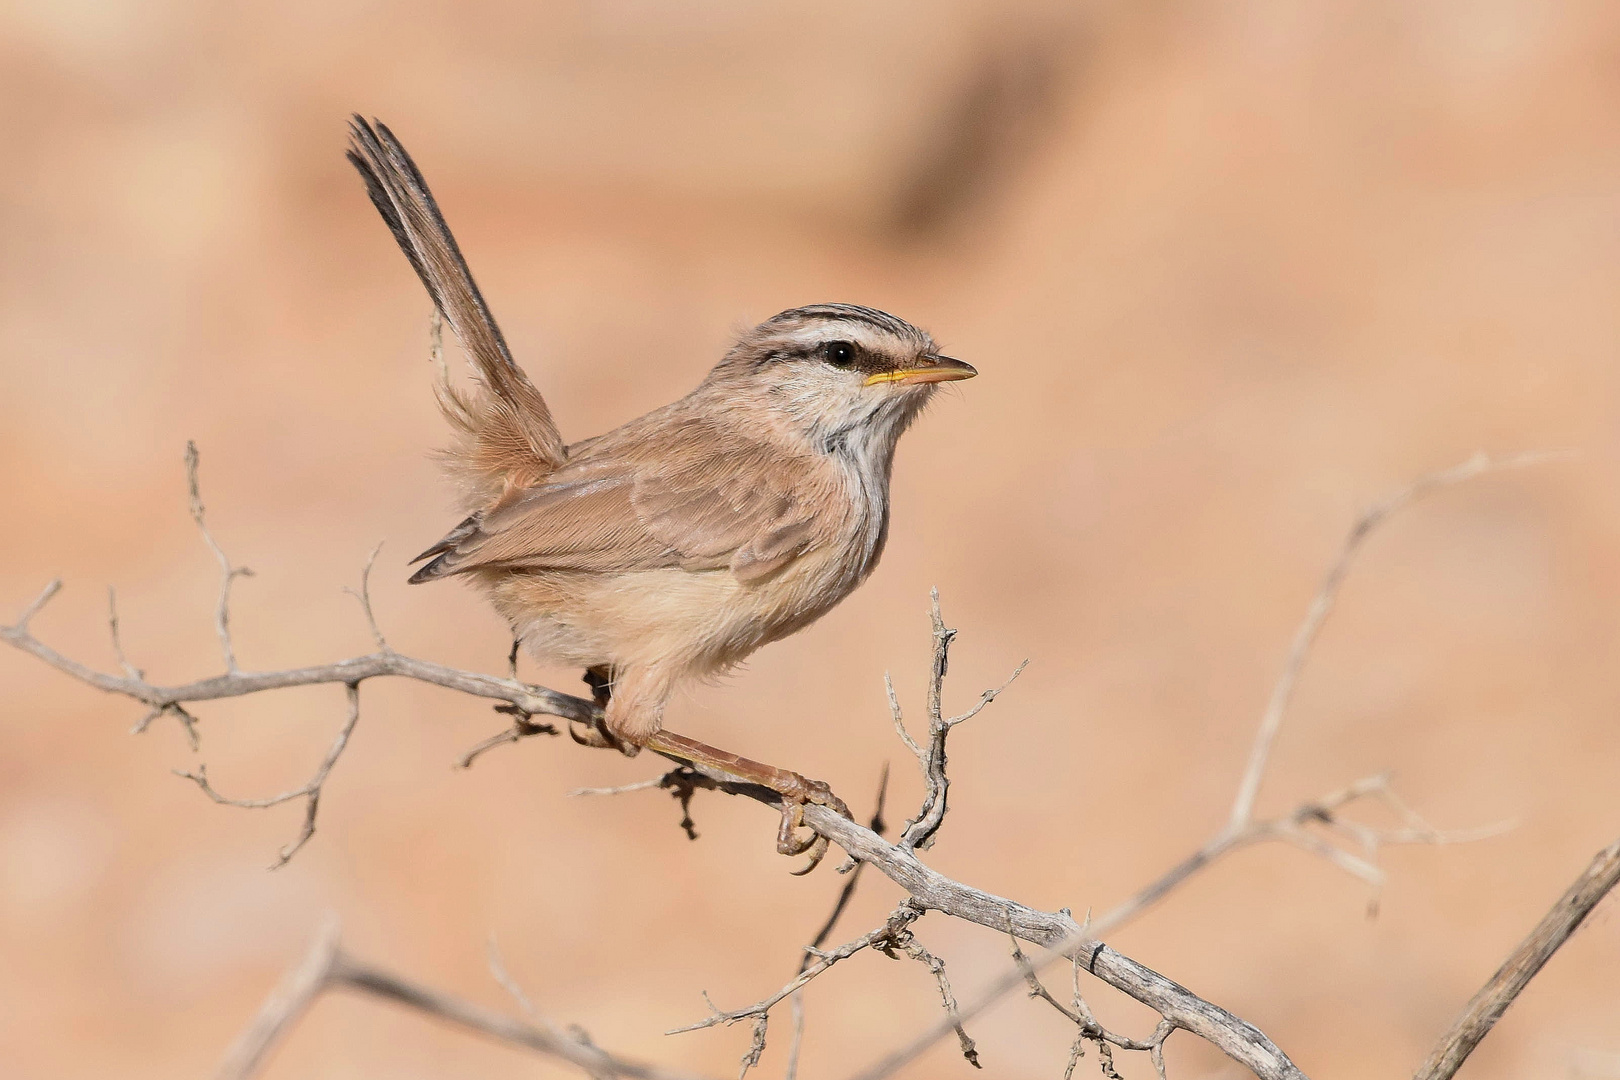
[478,540,866,678]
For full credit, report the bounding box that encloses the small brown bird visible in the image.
[347,118,975,866]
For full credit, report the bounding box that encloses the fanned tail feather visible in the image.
[347,116,565,512]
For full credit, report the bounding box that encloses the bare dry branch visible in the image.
[107,586,143,680]
[457,713,562,768]
[1010,928,1176,1062]
[1413,834,1620,1080]
[888,931,979,1068]
[13,578,62,631]
[899,590,1026,852]
[0,609,598,724]
[215,915,343,1080]
[218,917,709,1080]
[341,542,390,653]
[2,575,1307,1080]
[669,904,925,1037]
[1100,772,1511,932]
[885,671,922,762]
[571,766,709,841]
[10,450,1568,1080]
[185,441,253,674]
[176,682,363,868]
[1229,449,1566,829]
[486,935,539,1021]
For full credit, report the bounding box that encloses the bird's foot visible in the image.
[775,783,852,875]
[642,730,852,874]
[569,666,627,751]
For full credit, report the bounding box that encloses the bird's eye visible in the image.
[825,341,856,368]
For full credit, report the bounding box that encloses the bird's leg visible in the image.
[568,666,621,749]
[642,729,852,874]
[581,665,612,708]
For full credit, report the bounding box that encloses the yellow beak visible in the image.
[864,354,978,387]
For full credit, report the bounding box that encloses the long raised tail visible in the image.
[347,116,565,501]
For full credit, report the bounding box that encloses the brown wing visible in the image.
[347,117,566,495]
[409,421,835,585]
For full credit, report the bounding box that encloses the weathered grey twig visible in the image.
[217,917,707,1080]
[888,930,979,1068]
[1229,450,1565,828]
[185,441,254,674]
[486,935,539,1021]
[669,905,925,1038]
[787,769,891,1080]
[0,605,596,724]
[782,797,1306,1080]
[457,713,562,769]
[175,682,363,869]
[572,766,709,841]
[896,589,1026,852]
[1010,926,1175,1075]
[1413,835,1620,1080]
[341,542,390,653]
[215,915,343,1080]
[1099,772,1511,931]
[107,586,143,681]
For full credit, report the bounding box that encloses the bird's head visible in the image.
[708,304,976,451]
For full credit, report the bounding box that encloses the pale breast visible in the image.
[477,430,894,678]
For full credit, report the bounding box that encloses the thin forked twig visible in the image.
[668,905,924,1038]
[887,931,980,1069]
[1229,449,1567,830]
[107,586,143,680]
[896,589,1027,852]
[1009,927,1176,1063]
[176,682,363,869]
[185,441,254,674]
[342,542,390,653]
[457,713,561,769]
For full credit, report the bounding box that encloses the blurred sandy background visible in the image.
[3,1,1620,1077]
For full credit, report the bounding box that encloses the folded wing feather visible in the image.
[409,421,835,586]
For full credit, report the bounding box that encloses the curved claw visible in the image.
[567,716,618,749]
[775,784,851,874]
[778,802,831,874]
[789,833,831,876]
